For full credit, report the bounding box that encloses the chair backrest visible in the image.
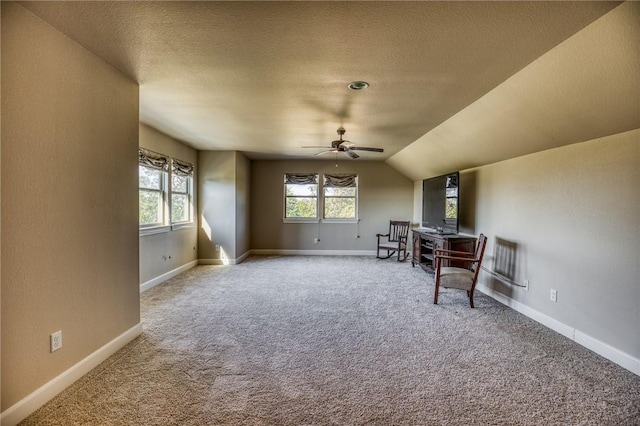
[470,233,488,274]
[389,221,410,242]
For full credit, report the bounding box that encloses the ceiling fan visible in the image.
[302,127,384,159]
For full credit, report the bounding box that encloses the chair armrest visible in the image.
[434,248,474,256]
[376,233,390,237]
[434,254,477,263]
[434,255,476,272]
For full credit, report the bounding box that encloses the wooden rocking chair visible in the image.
[376,220,410,262]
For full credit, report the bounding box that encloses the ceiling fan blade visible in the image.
[350,146,384,153]
[315,150,337,156]
[302,145,333,149]
[345,149,360,159]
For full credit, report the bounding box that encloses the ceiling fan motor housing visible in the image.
[332,127,347,149]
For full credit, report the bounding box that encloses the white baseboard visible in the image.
[574,330,640,376]
[1,323,143,426]
[198,252,247,265]
[235,250,251,264]
[140,260,199,293]
[198,258,245,265]
[198,258,224,265]
[250,249,378,256]
[477,283,640,377]
[199,250,377,264]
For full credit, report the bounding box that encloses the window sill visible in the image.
[139,225,171,236]
[321,218,360,224]
[171,222,195,231]
[283,218,320,224]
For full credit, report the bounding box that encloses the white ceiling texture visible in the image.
[19,1,639,179]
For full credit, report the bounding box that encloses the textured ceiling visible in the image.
[19,1,627,168]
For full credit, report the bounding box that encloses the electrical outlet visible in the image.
[313,238,319,244]
[215,244,220,251]
[524,279,530,291]
[51,330,62,352]
[550,289,557,302]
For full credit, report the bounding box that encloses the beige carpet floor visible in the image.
[22,255,640,425]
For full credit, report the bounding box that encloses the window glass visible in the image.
[139,165,165,226]
[140,166,162,190]
[323,176,357,220]
[445,197,457,219]
[171,193,189,223]
[172,174,188,193]
[170,170,191,224]
[284,175,318,219]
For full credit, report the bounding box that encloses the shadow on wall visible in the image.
[459,170,477,235]
[482,236,523,298]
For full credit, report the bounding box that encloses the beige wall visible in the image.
[388,1,640,183]
[1,2,140,411]
[236,154,251,258]
[412,130,639,360]
[251,160,413,251]
[473,130,639,359]
[198,151,247,262]
[139,124,198,284]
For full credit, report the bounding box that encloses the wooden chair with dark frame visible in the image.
[376,220,410,262]
[433,233,487,308]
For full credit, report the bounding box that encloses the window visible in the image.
[139,148,169,227]
[171,159,194,224]
[139,165,165,225]
[323,173,358,220]
[284,173,319,221]
[445,175,458,220]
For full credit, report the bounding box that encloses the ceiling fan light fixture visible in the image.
[347,81,369,91]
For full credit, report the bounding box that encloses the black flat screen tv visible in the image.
[421,171,459,234]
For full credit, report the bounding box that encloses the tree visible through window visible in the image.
[284,173,319,219]
[171,174,189,222]
[171,159,194,224]
[139,165,165,226]
[139,148,194,230]
[323,173,357,219]
[445,179,458,219]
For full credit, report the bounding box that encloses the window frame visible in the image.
[321,173,359,223]
[139,148,195,235]
[139,164,170,234]
[283,173,320,223]
[170,160,194,228]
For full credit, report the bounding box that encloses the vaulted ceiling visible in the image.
[19,1,639,179]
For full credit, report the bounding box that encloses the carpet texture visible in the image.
[22,256,640,425]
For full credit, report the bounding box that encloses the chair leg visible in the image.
[399,248,409,262]
[433,260,441,304]
[469,291,475,308]
[377,249,395,259]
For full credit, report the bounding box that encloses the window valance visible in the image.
[139,148,169,171]
[172,159,194,177]
[285,173,318,185]
[323,173,357,188]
